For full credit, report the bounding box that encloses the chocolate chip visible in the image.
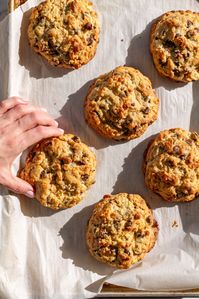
[136,230,144,238]
[177,191,185,198]
[173,69,181,77]
[87,36,93,45]
[173,145,180,154]
[60,159,65,165]
[125,220,133,230]
[153,221,159,229]
[134,213,140,220]
[103,194,111,199]
[76,160,85,166]
[166,160,174,167]
[40,170,46,178]
[31,151,36,159]
[175,33,181,38]
[124,248,131,255]
[84,22,92,30]
[146,216,152,224]
[187,20,193,28]
[72,136,79,142]
[81,174,89,181]
[164,39,175,48]
[186,30,194,38]
[142,107,150,114]
[159,59,167,67]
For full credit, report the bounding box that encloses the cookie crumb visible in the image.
[172,220,178,228]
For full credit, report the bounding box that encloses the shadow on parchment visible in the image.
[57,79,131,150]
[177,80,199,237]
[112,133,177,210]
[125,18,186,91]
[18,194,61,217]
[19,8,73,79]
[59,204,115,276]
[112,128,199,236]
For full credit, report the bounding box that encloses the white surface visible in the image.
[0,0,199,298]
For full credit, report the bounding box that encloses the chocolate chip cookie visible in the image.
[86,193,158,269]
[84,66,159,140]
[28,0,100,69]
[150,10,199,82]
[19,134,96,209]
[144,128,199,202]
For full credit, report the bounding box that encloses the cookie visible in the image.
[19,134,96,210]
[84,66,159,140]
[28,0,100,69]
[86,193,158,269]
[150,10,199,82]
[144,128,199,202]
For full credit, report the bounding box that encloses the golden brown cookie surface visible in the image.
[150,10,199,82]
[28,0,100,69]
[86,193,158,269]
[85,66,159,140]
[19,134,96,209]
[144,128,199,202]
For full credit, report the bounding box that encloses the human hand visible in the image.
[0,97,64,198]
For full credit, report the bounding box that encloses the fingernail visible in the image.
[41,108,47,112]
[25,190,35,198]
[58,129,64,134]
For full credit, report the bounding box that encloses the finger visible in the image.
[17,126,64,152]
[0,169,34,198]
[0,104,36,128]
[0,97,28,115]
[13,110,58,134]
[0,105,50,130]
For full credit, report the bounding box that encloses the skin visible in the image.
[0,97,64,198]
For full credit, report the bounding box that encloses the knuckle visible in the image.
[36,125,46,135]
[30,111,39,123]
[0,101,7,110]
[15,104,25,114]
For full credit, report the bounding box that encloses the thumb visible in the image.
[1,171,35,198]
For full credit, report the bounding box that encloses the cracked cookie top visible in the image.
[28,0,100,69]
[144,128,199,202]
[19,134,96,209]
[86,193,158,269]
[84,66,159,140]
[150,10,199,82]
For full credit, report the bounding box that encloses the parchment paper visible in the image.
[0,0,199,298]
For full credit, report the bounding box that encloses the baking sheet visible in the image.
[0,0,199,298]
